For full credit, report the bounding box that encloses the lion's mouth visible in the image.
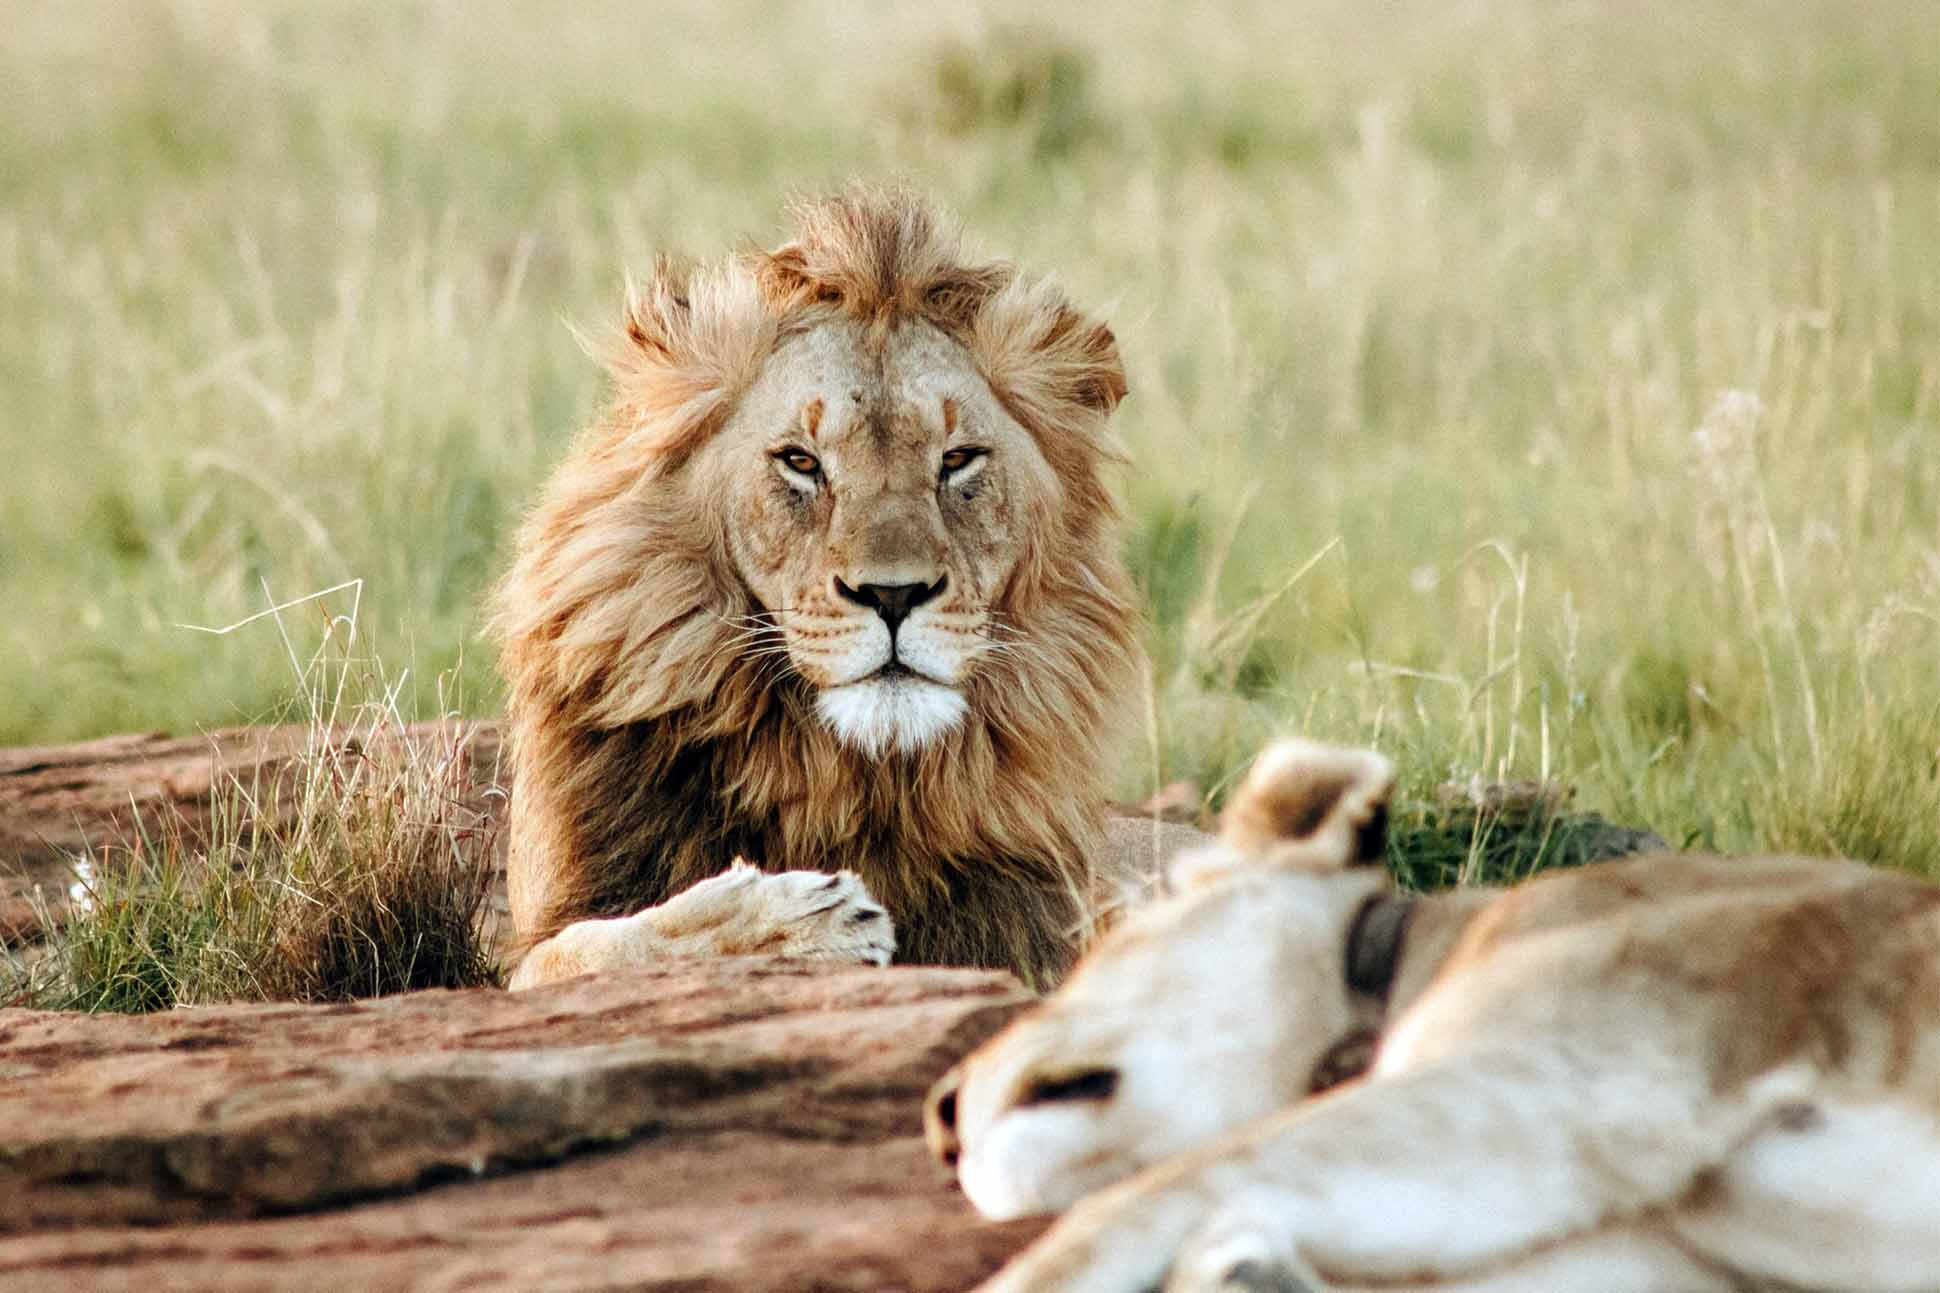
[816,667,967,756]
[871,658,945,687]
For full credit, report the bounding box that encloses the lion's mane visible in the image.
[491,188,1140,983]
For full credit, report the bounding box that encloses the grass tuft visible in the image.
[1387,782,1669,893]
[2,598,502,1013]
[2,720,502,1013]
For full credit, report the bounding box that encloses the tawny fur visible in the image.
[490,188,1142,985]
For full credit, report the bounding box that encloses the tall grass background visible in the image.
[4,0,1937,876]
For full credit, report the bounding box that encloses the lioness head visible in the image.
[924,741,1398,1219]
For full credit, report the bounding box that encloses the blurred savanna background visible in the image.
[5,0,1938,892]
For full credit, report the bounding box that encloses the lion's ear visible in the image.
[1055,308,1127,415]
[619,255,696,364]
[972,280,1129,430]
[596,256,769,455]
[1220,740,1394,872]
[753,242,818,309]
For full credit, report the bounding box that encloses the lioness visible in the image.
[492,188,1202,990]
[930,741,1940,1291]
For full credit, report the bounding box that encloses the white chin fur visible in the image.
[817,676,967,757]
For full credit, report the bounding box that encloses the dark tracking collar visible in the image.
[1345,892,1416,1003]
[1308,892,1417,1095]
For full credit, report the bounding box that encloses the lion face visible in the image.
[492,189,1141,971]
[703,318,1060,757]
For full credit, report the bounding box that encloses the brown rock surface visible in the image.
[0,958,1043,1291]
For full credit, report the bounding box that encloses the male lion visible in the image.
[930,741,1940,1291]
[493,189,1196,991]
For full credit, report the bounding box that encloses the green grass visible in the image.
[5,0,1938,883]
[1,631,503,1011]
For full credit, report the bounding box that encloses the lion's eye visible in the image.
[774,447,821,477]
[1017,1067,1118,1107]
[939,447,986,479]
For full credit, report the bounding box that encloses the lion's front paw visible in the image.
[505,861,896,989]
[650,860,896,965]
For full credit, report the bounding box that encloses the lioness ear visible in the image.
[1164,740,1393,892]
[1220,740,1395,871]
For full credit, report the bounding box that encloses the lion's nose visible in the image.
[835,575,946,632]
[923,1064,963,1168]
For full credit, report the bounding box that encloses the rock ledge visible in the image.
[0,959,1042,1291]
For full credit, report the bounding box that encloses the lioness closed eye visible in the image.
[493,187,1205,991]
[934,739,1940,1292]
